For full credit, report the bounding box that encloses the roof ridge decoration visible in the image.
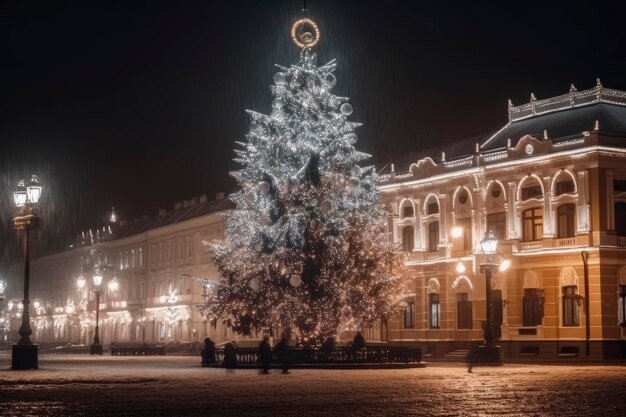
[507,80,626,123]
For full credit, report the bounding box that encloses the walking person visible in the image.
[352,331,365,361]
[467,344,480,373]
[201,337,215,367]
[275,333,291,374]
[224,342,238,369]
[259,336,273,374]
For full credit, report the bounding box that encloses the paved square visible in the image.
[1,354,625,416]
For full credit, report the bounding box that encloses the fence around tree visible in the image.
[212,345,421,366]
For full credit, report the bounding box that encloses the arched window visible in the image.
[458,189,469,205]
[427,200,439,215]
[402,205,414,218]
[402,226,414,252]
[521,178,543,200]
[428,221,439,252]
[555,178,575,196]
[557,204,575,238]
[522,208,543,242]
[429,293,440,329]
[427,278,441,329]
[562,286,580,326]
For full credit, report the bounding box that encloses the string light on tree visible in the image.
[198,15,409,343]
[291,18,320,49]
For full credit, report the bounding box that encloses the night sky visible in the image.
[1,0,625,280]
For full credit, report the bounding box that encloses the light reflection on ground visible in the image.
[1,354,625,416]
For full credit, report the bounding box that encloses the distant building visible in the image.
[379,81,626,359]
[17,81,626,359]
[25,195,235,348]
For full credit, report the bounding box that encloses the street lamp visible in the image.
[478,230,503,365]
[11,174,43,369]
[90,267,104,355]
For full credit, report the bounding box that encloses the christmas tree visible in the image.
[199,22,408,343]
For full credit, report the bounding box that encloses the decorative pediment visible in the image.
[427,278,440,294]
[452,275,473,292]
[523,270,541,289]
[509,134,547,157]
[409,157,440,178]
[560,267,579,287]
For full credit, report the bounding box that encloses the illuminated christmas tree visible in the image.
[199,17,408,343]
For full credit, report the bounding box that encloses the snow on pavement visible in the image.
[1,353,625,416]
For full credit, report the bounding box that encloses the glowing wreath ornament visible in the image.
[291,17,320,49]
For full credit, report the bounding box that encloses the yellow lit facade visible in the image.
[19,82,626,359]
[380,82,626,359]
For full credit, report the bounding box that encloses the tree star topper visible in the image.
[291,18,320,49]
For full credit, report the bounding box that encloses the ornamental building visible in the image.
[4,81,626,359]
[379,81,626,359]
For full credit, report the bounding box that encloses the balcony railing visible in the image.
[211,345,422,366]
[520,241,543,251]
[556,237,576,247]
[618,236,626,248]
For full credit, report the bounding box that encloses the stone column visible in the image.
[507,182,518,239]
[576,170,590,233]
[543,176,554,237]
[414,199,423,250]
[473,186,486,251]
[606,170,615,231]
[438,194,448,247]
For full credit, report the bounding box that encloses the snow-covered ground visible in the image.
[1,353,625,416]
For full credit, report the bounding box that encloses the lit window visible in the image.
[521,182,543,200]
[457,293,472,329]
[429,293,440,329]
[557,204,575,238]
[619,285,626,327]
[456,217,472,251]
[556,180,575,196]
[562,286,580,326]
[522,208,543,242]
[402,226,414,252]
[523,288,543,326]
[403,299,415,328]
[487,212,506,241]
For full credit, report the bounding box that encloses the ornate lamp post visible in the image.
[90,267,104,355]
[478,230,503,365]
[11,175,43,369]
